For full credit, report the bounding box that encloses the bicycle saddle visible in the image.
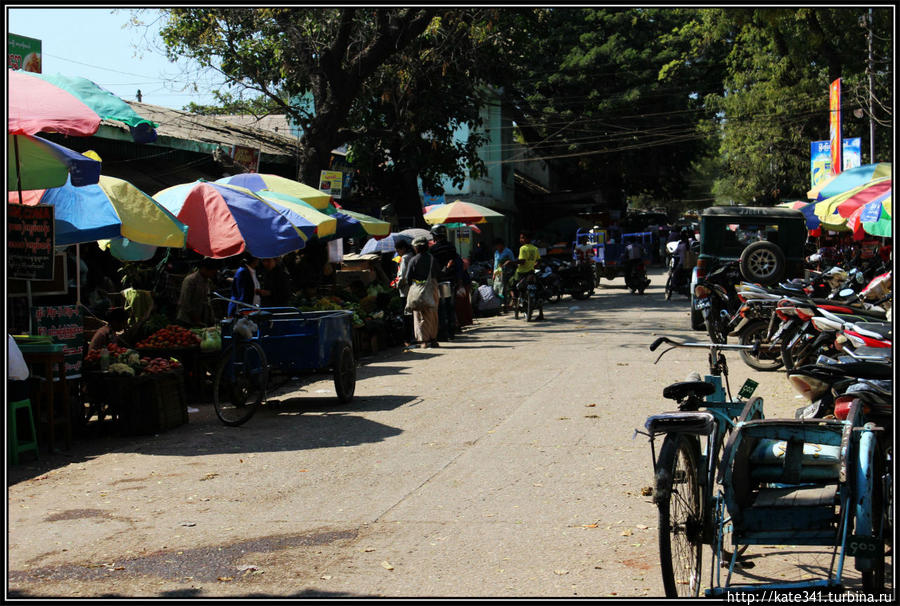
[663,380,716,401]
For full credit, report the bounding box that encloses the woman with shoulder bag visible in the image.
[403,237,440,349]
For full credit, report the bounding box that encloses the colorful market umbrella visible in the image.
[325,204,391,239]
[8,175,187,248]
[153,181,309,259]
[7,133,102,191]
[216,173,332,210]
[254,190,338,239]
[360,232,411,255]
[809,162,892,201]
[423,200,505,225]
[30,72,158,143]
[847,192,893,239]
[814,177,892,230]
[9,68,103,192]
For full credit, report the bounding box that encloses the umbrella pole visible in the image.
[14,134,24,204]
[76,243,82,306]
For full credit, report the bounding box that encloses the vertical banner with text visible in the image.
[8,203,55,279]
[829,78,842,176]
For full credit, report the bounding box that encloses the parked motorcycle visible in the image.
[694,260,742,344]
[663,241,691,300]
[555,257,594,300]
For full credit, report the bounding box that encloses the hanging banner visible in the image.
[231,145,260,173]
[8,33,42,72]
[33,305,84,377]
[8,203,55,280]
[810,138,862,188]
[829,78,842,176]
[318,170,344,199]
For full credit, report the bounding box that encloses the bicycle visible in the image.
[637,336,766,597]
[211,295,271,426]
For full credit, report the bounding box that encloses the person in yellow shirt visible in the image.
[506,231,544,320]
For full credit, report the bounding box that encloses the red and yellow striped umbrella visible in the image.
[423,200,504,225]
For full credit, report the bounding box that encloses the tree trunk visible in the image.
[396,169,425,225]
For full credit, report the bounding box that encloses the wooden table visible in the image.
[22,350,72,453]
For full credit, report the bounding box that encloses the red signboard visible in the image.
[829,78,842,176]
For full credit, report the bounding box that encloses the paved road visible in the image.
[7,267,890,597]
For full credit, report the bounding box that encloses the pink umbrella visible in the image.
[8,68,100,137]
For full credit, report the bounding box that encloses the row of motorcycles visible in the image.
[692,253,892,425]
[694,254,894,558]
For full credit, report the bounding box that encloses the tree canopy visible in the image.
[150,7,893,218]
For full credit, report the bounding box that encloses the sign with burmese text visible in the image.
[8,203,55,280]
[33,305,84,377]
[8,33,42,72]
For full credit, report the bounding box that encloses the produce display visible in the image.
[293,284,401,329]
[136,325,201,349]
[85,344,182,376]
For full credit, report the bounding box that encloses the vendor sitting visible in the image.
[89,305,150,351]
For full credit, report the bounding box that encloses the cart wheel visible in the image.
[333,344,356,403]
[857,429,886,592]
[213,341,268,426]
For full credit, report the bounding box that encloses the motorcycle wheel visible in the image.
[738,319,783,371]
[664,275,673,301]
[514,295,520,320]
[526,294,534,322]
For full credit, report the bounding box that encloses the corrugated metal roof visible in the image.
[98,101,302,158]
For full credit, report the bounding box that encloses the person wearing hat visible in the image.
[403,236,440,348]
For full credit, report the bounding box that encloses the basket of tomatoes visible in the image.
[136,325,201,351]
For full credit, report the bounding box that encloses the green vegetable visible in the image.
[108,363,136,376]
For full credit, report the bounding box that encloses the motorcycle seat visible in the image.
[849,322,892,341]
[662,380,716,401]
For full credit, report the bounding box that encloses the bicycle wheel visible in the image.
[738,319,783,371]
[656,433,703,597]
[858,432,886,592]
[213,341,268,426]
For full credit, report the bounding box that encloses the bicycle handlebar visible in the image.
[649,336,758,352]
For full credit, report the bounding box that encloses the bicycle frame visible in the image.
[641,338,766,547]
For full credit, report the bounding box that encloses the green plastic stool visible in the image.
[8,399,39,464]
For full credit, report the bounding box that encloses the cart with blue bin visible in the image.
[211,296,356,426]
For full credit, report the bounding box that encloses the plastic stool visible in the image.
[8,399,39,464]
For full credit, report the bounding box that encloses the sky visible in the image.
[7,7,220,109]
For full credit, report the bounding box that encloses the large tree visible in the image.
[667,8,893,204]
[490,8,723,213]
[154,8,501,217]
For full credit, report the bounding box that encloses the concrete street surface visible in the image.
[7,267,892,597]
